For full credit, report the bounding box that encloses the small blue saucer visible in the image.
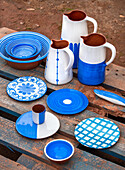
[47,89,88,115]
[44,139,74,161]
[75,117,120,149]
[7,76,47,101]
[16,111,60,139]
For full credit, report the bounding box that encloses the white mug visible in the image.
[61,10,98,68]
[44,40,74,85]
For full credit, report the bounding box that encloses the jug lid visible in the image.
[51,40,69,49]
[64,10,86,21]
[81,33,106,47]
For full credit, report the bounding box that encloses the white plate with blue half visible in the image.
[75,117,120,149]
[7,76,47,101]
[16,111,60,139]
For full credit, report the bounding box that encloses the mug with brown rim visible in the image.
[78,33,116,85]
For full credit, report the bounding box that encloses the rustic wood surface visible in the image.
[0,155,28,170]
[0,27,125,169]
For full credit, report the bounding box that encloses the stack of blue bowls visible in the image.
[0,31,51,70]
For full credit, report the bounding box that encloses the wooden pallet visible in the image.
[0,27,125,170]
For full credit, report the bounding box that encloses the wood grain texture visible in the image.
[0,155,28,170]
[0,59,124,118]
[0,77,124,158]
[0,116,124,170]
[17,154,57,170]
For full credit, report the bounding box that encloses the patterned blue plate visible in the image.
[7,76,47,101]
[47,89,88,115]
[75,117,120,149]
[16,111,60,139]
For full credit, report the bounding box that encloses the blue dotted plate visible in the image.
[16,111,60,139]
[7,76,47,101]
[47,89,88,115]
[75,117,120,149]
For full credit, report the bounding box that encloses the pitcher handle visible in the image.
[64,47,74,71]
[103,42,116,66]
[85,16,98,33]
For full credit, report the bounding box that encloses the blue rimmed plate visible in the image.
[16,111,60,139]
[47,89,88,115]
[7,76,47,101]
[75,117,120,149]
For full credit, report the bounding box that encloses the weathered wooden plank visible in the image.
[0,155,28,170]
[17,154,57,170]
[0,77,124,159]
[0,61,124,118]
[0,116,124,170]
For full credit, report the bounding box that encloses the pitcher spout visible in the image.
[64,10,86,21]
[51,39,69,49]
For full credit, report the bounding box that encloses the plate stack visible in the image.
[0,31,51,70]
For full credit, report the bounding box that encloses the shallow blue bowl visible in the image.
[44,139,74,162]
[5,38,42,61]
[0,31,50,70]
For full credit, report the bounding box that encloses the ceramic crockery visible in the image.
[5,38,42,61]
[47,89,88,114]
[0,31,50,70]
[78,33,116,85]
[61,10,98,68]
[44,139,74,162]
[7,76,47,101]
[16,111,60,139]
[75,117,120,149]
[45,40,74,85]
[32,104,46,124]
[94,89,125,106]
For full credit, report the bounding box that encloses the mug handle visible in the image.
[64,47,74,71]
[103,42,116,66]
[85,16,98,33]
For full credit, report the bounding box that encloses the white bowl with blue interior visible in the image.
[44,139,74,162]
[0,31,51,70]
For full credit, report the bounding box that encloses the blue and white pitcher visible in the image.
[78,33,116,85]
[44,40,74,85]
[61,10,97,68]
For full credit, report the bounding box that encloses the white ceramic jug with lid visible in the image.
[61,10,98,68]
[44,40,74,85]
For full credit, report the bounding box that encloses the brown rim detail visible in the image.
[81,33,106,46]
[64,10,86,21]
[32,104,45,113]
[51,39,69,49]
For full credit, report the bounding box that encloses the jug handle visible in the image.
[103,42,116,66]
[85,16,98,33]
[64,48,74,71]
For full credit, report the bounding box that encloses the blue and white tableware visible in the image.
[61,10,97,68]
[16,111,60,139]
[47,89,88,114]
[0,31,50,70]
[32,104,46,124]
[5,38,42,61]
[78,33,116,85]
[7,76,47,101]
[44,139,74,162]
[94,89,125,106]
[45,40,74,85]
[75,117,120,149]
